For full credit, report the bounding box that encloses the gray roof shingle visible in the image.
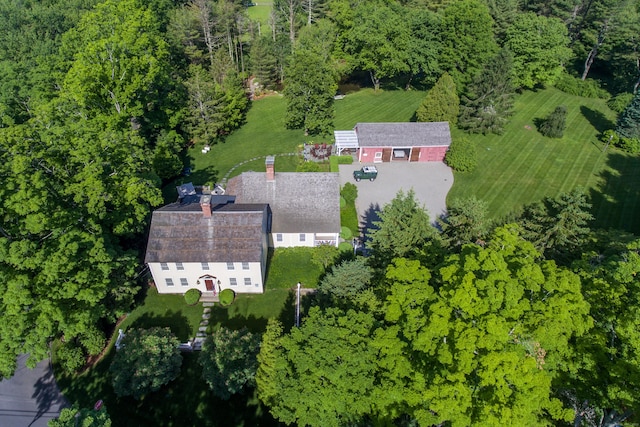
[226,171,341,234]
[145,201,267,263]
[355,122,451,147]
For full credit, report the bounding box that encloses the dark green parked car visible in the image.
[353,166,378,182]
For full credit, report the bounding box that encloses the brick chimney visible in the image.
[200,195,212,217]
[265,156,275,182]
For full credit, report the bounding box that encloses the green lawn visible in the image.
[448,87,640,234]
[178,88,425,190]
[246,2,272,28]
[265,247,326,289]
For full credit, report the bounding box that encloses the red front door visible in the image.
[204,279,214,291]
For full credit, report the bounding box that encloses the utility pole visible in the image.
[295,282,301,327]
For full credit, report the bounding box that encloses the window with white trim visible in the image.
[180,278,188,286]
[165,278,174,287]
[160,262,169,271]
[242,262,249,270]
[276,233,283,242]
[227,262,235,270]
[300,233,306,242]
[176,262,184,270]
[229,278,237,286]
[201,262,209,270]
[374,152,383,159]
[244,278,252,286]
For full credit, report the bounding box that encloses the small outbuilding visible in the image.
[335,122,452,163]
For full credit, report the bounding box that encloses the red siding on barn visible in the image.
[419,146,448,162]
[360,146,448,163]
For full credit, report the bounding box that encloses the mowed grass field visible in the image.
[448,87,640,233]
[184,88,425,184]
[182,85,640,233]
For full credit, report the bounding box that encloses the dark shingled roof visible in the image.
[226,172,341,234]
[354,122,451,147]
[145,201,267,263]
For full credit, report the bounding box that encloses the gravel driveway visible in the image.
[339,162,454,235]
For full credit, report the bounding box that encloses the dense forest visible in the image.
[1,0,640,425]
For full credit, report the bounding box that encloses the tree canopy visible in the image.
[110,327,182,399]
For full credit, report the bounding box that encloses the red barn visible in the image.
[335,122,451,163]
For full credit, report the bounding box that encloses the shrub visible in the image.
[445,137,477,172]
[330,155,353,172]
[184,288,202,305]
[340,196,346,208]
[554,73,609,99]
[338,242,353,253]
[618,137,640,154]
[80,329,106,356]
[297,161,321,172]
[340,226,353,240]
[538,105,568,138]
[340,183,358,204]
[57,343,86,374]
[219,289,235,306]
[608,93,634,113]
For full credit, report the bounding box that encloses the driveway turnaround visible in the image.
[339,162,454,234]
[0,354,68,427]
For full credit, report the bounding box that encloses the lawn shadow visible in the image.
[276,289,316,331]
[206,308,269,333]
[129,311,193,342]
[588,151,640,234]
[580,105,615,134]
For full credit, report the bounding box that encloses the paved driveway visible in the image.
[0,355,68,427]
[339,162,454,235]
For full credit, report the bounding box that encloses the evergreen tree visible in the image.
[256,319,284,409]
[519,188,593,262]
[416,72,459,125]
[458,49,515,135]
[616,90,640,139]
[439,196,490,248]
[249,36,278,90]
[368,190,439,267]
[538,105,568,138]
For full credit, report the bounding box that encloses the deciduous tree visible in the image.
[343,2,411,91]
[48,405,111,427]
[505,13,572,89]
[199,327,260,400]
[439,0,498,91]
[284,49,337,135]
[110,327,182,399]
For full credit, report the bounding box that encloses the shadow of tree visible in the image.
[130,311,192,342]
[359,203,382,253]
[588,151,640,234]
[29,359,69,427]
[580,105,616,134]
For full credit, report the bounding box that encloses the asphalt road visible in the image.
[0,355,68,427]
[339,161,454,236]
